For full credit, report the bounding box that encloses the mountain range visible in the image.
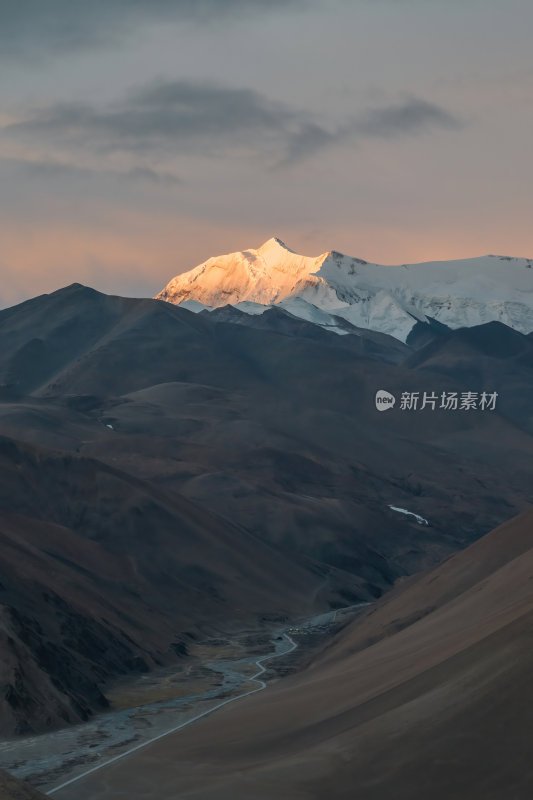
[0,273,532,740]
[156,237,533,342]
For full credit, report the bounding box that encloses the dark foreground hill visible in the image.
[55,508,533,800]
[0,435,321,736]
[0,769,45,800]
[0,284,532,736]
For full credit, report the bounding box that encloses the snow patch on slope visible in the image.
[234,301,269,315]
[388,505,429,525]
[278,298,350,334]
[179,298,212,313]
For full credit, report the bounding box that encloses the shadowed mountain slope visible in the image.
[0,433,325,736]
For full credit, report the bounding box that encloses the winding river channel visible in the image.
[0,604,366,795]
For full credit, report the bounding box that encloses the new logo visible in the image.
[375,390,396,411]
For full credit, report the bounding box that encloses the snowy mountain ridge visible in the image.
[156,237,533,342]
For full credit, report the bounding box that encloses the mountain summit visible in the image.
[156,236,335,310]
[156,239,533,342]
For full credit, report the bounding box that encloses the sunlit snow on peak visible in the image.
[156,238,533,343]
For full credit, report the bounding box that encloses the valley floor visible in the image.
[0,606,363,796]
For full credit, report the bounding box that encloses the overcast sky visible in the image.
[1,0,532,306]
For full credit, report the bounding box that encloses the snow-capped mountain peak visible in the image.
[156,237,333,308]
[258,236,297,255]
[155,239,533,342]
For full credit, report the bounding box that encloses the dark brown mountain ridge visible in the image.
[0,283,531,737]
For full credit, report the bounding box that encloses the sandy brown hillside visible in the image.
[54,508,533,799]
